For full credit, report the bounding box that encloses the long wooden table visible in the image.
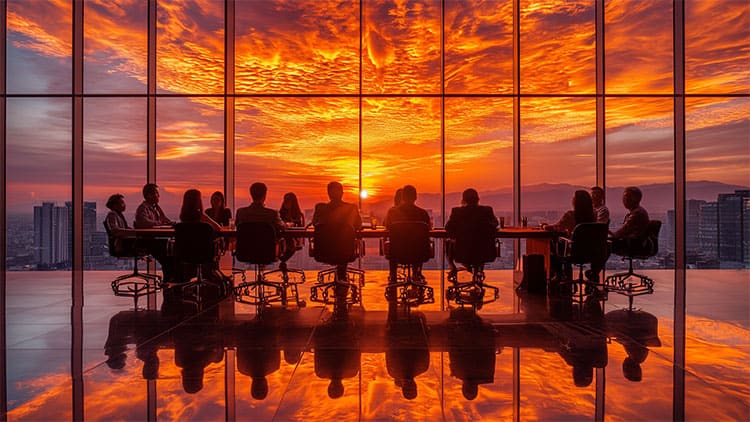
[134,225,558,276]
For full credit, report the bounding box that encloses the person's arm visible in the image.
[200,213,222,231]
[134,203,158,228]
[106,213,134,238]
[352,205,362,230]
[486,207,499,228]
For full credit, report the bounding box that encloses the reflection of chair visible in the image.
[556,223,609,303]
[173,222,221,302]
[234,222,305,309]
[309,223,364,306]
[104,221,162,309]
[384,221,434,307]
[445,222,500,310]
[605,220,661,310]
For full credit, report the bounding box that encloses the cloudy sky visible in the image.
[4,0,749,215]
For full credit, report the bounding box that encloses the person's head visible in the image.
[590,186,605,207]
[393,188,404,207]
[179,189,204,222]
[142,183,160,204]
[572,190,595,224]
[462,188,480,206]
[251,377,269,400]
[401,185,417,204]
[210,191,225,209]
[327,181,344,202]
[622,186,643,210]
[622,357,643,382]
[182,366,204,394]
[281,192,302,215]
[401,378,417,400]
[572,365,594,387]
[106,193,126,212]
[250,182,267,203]
[328,378,344,399]
[462,381,479,400]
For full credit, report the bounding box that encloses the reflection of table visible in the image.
[134,226,557,275]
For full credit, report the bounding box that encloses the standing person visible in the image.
[134,183,175,281]
[205,191,232,227]
[235,182,285,233]
[384,185,431,282]
[591,186,610,225]
[279,192,305,264]
[444,188,499,274]
[610,187,650,254]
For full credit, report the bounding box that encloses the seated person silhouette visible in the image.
[236,182,285,235]
[610,186,650,255]
[591,186,610,225]
[278,192,306,266]
[134,183,176,282]
[446,310,496,400]
[174,313,223,394]
[385,310,429,400]
[542,190,596,281]
[104,193,137,254]
[205,190,232,227]
[445,188,499,277]
[606,308,661,382]
[237,319,280,400]
[384,184,431,283]
[104,310,164,379]
[313,316,360,399]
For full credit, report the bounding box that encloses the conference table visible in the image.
[134,225,558,277]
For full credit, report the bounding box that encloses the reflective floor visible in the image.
[3,268,749,421]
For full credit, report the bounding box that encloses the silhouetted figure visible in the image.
[104,310,164,379]
[556,318,608,387]
[386,310,429,400]
[591,186,610,225]
[237,319,280,400]
[445,188,499,275]
[313,315,360,399]
[606,308,661,382]
[236,182,285,233]
[205,191,232,226]
[446,309,496,400]
[385,185,431,282]
[173,311,223,394]
[610,186,650,255]
[104,193,137,254]
[383,188,404,228]
[134,183,176,282]
[278,192,305,265]
[544,190,596,280]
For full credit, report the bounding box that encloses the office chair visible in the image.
[173,222,225,303]
[555,222,610,304]
[234,222,305,309]
[605,220,661,310]
[104,221,162,309]
[445,222,500,310]
[308,223,365,306]
[383,221,435,308]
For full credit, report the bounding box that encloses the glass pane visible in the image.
[7,0,72,94]
[446,98,513,268]
[235,0,359,94]
[605,0,673,94]
[5,98,72,415]
[606,98,673,269]
[686,0,750,94]
[445,0,514,94]
[363,0,441,94]
[521,98,596,226]
[520,0,596,94]
[84,98,147,270]
[84,0,148,93]
[156,97,224,218]
[157,0,224,94]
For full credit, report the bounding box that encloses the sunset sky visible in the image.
[4,0,749,215]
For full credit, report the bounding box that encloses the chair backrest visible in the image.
[387,221,432,265]
[313,223,358,265]
[103,220,138,258]
[174,222,215,265]
[450,221,497,265]
[569,222,609,266]
[235,222,278,265]
[635,220,662,258]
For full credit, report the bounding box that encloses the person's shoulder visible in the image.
[135,201,148,211]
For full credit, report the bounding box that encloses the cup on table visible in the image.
[522,216,528,227]
[370,216,377,228]
[499,216,505,228]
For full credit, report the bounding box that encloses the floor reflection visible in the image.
[4,270,749,420]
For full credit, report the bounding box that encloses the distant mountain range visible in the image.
[368,181,749,218]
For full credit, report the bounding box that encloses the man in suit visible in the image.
[445,188,499,274]
[312,181,362,229]
[235,182,285,233]
[384,185,431,282]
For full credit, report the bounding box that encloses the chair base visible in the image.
[111,260,163,310]
[446,267,499,311]
[234,265,285,309]
[554,266,607,305]
[262,266,307,308]
[385,265,434,307]
[604,269,654,311]
[309,266,364,306]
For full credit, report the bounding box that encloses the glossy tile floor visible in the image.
[3,268,749,421]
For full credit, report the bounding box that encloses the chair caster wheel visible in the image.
[298,300,306,308]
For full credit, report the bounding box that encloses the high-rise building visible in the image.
[717,190,750,268]
[33,202,70,268]
[699,201,718,265]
